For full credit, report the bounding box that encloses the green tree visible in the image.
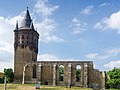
[4,68,14,83]
[59,66,64,81]
[0,72,4,83]
[76,69,81,82]
[107,68,120,89]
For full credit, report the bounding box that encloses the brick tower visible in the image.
[14,8,39,83]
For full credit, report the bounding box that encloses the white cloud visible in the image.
[38,53,89,62]
[0,42,13,53]
[86,53,98,59]
[94,11,120,34]
[38,54,59,61]
[80,5,94,15]
[35,18,64,43]
[34,0,59,17]
[0,0,63,72]
[71,17,87,34]
[33,0,64,43]
[0,60,13,72]
[86,48,120,60]
[104,60,120,69]
[105,48,120,56]
[99,3,110,7]
[0,13,23,72]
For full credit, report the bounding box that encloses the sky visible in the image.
[0,0,120,72]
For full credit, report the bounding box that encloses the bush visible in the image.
[107,68,120,89]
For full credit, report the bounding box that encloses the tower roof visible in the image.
[20,7,32,28]
[15,20,18,30]
[30,21,35,30]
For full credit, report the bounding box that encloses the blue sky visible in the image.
[0,0,120,72]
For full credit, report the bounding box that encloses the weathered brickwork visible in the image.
[14,8,106,89]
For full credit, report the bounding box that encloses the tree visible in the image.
[107,68,120,89]
[59,66,64,81]
[0,72,4,83]
[76,69,81,82]
[4,68,14,83]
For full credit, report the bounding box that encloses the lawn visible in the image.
[0,84,92,90]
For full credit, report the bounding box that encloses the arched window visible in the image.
[59,65,64,81]
[76,65,81,82]
[32,65,36,78]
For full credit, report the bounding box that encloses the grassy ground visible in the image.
[0,84,92,90]
[0,84,118,90]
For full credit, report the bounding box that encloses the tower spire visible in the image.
[20,7,32,28]
[30,20,35,30]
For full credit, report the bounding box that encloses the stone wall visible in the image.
[36,61,93,87]
[14,46,36,83]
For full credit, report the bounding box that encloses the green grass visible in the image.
[0,84,93,90]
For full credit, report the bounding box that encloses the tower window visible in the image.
[22,35,24,39]
[27,41,28,43]
[22,41,24,43]
[27,37,28,39]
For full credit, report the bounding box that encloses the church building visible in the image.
[14,8,106,89]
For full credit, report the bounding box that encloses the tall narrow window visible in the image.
[32,65,36,78]
[59,65,64,81]
[76,65,81,82]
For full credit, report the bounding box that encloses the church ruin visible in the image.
[14,8,106,89]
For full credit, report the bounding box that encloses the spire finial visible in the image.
[27,7,29,10]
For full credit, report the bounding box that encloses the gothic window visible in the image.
[59,65,64,81]
[22,41,24,43]
[27,41,28,43]
[27,37,28,39]
[32,65,36,78]
[76,65,81,82]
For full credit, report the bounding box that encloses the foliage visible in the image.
[0,72,4,83]
[4,68,14,83]
[107,68,120,89]
[76,69,81,82]
[59,66,64,81]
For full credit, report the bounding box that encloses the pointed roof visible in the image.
[15,20,18,30]
[20,7,32,28]
[30,21,35,30]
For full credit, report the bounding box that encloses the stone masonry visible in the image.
[14,8,106,89]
